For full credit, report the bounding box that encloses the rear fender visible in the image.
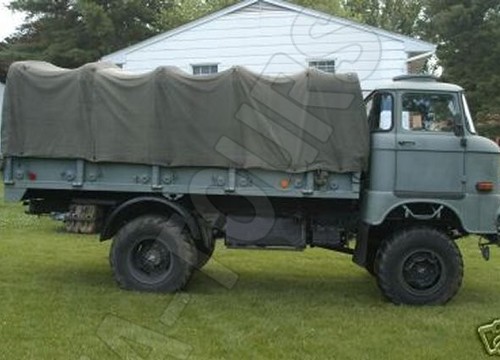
[100,196,201,242]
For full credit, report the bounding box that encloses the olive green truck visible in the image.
[2,61,499,305]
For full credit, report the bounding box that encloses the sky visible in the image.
[0,0,25,41]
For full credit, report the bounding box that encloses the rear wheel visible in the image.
[375,226,463,305]
[110,214,196,292]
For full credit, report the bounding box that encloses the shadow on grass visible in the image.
[11,255,497,307]
[188,267,498,307]
[188,267,383,304]
[12,260,381,304]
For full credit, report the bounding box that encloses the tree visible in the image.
[290,0,424,36]
[155,0,237,29]
[0,0,246,76]
[342,0,424,36]
[0,0,172,72]
[292,0,345,16]
[421,0,500,134]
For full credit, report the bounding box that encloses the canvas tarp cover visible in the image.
[1,61,369,173]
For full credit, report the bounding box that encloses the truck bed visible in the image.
[3,157,361,202]
[2,62,369,175]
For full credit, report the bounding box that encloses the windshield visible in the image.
[462,94,476,134]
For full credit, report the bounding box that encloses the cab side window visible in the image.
[366,93,393,131]
[402,93,459,132]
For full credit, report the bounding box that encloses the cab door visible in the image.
[395,92,466,198]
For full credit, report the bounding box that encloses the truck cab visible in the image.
[353,76,500,302]
[362,75,500,236]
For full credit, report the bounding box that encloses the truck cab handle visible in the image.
[398,140,416,146]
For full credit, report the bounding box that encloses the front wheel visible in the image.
[110,215,197,292]
[375,227,463,305]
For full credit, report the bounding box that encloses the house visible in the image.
[102,0,435,93]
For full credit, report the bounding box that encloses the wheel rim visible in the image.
[129,238,172,284]
[400,250,445,295]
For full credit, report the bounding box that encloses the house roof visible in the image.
[102,0,435,63]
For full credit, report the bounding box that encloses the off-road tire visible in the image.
[375,226,463,305]
[110,214,196,292]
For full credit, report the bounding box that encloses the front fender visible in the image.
[361,190,464,228]
[362,190,500,234]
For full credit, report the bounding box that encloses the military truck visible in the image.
[2,61,499,305]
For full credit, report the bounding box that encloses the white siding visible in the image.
[108,3,411,92]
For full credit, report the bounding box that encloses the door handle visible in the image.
[398,140,416,146]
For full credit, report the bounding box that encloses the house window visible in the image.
[309,60,335,74]
[192,64,218,75]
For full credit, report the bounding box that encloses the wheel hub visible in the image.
[131,239,172,280]
[145,248,162,266]
[403,251,443,291]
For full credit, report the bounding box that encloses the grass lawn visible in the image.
[1,182,500,359]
